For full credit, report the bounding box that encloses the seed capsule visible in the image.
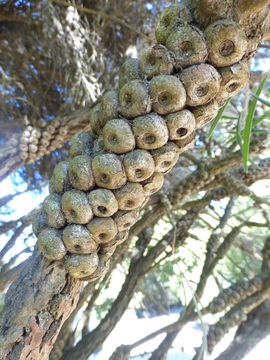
[166,25,208,69]
[114,182,145,210]
[180,64,221,106]
[69,132,93,158]
[114,210,139,232]
[81,255,110,282]
[90,104,102,136]
[155,4,192,45]
[192,100,219,128]
[92,134,105,156]
[51,161,71,194]
[92,153,127,189]
[217,62,250,106]
[119,80,151,119]
[62,190,93,224]
[88,189,118,217]
[132,113,168,150]
[38,228,66,260]
[87,217,118,243]
[32,211,47,236]
[165,110,196,140]
[139,45,173,80]
[151,142,179,174]
[99,90,119,127]
[205,20,248,68]
[42,193,66,229]
[64,253,99,279]
[103,119,135,154]
[68,154,95,191]
[123,149,155,182]
[63,224,98,254]
[142,173,164,196]
[119,58,140,90]
[149,75,186,115]
[175,131,196,154]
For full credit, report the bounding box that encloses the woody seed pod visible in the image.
[123,149,155,182]
[99,244,117,259]
[38,228,66,260]
[119,58,140,90]
[64,253,99,279]
[165,110,196,140]
[47,124,55,134]
[142,173,164,196]
[59,126,68,136]
[92,134,105,156]
[149,75,186,115]
[155,4,192,45]
[42,131,52,140]
[69,132,93,158]
[40,138,50,147]
[42,193,66,229]
[175,131,196,154]
[99,90,119,128]
[166,25,208,69]
[68,154,95,191]
[139,45,173,80]
[32,129,41,138]
[29,144,38,153]
[216,62,250,106]
[32,211,47,236]
[132,113,169,150]
[103,119,135,154]
[192,100,219,128]
[19,152,28,161]
[205,20,248,68]
[151,142,179,174]
[88,189,118,217]
[19,144,28,152]
[114,182,145,210]
[51,161,71,194]
[119,80,151,119]
[29,136,39,145]
[180,64,221,106]
[80,255,110,282]
[87,217,118,244]
[62,224,98,254]
[62,189,93,224]
[90,104,102,136]
[92,153,127,189]
[20,136,29,145]
[114,210,139,232]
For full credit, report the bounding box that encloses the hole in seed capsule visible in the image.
[74,244,81,251]
[196,85,209,98]
[162,15,170,27]
[162,161,171,169]
[227,82,239,93]
[158,91,172,106]
[135,169,144,178]
[180,41,194,57]
[81,270,88,275]
[147,54,156,66]
[124,222,131,228]
[99,233,107,240]
[124,93,132,106]
[125,200,134,208]
[70,210,77,219]
[97,206,107,214]
[144,134,156,144]
[108,134,118,144]
[100,173,109,184]
[150,188,157,194]
[219,40,235,57]
[177,127,188,137]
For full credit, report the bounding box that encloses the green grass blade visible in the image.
[242,74,269,172]
[251,93,270,107]
[208,98,230,138]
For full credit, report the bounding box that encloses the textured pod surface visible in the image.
[123,149,155,182]
[119,80,151,119]
[149,75,186,115]
[88,189,118,217]
[32,211,47,236]
[118,58,140,90]
[114,182,145,210]
[151,142,179,174]
[42,193,65,229]
[99,90,119,127]
[114,210,139,232]
[50,161,71,194]
[87,217,118,244]
[132,113,169,150]
[192,100,219,128]
[63,224,98,254]
[142,173,164,196]
[166,25,208,69]
[92,153,127,189]
[89,104,102,136]
[205,20,248,67]
[155,4,192,45]
[165,110,196,140]
[38,228,66,260]
[62,190,93,224]
[175,131,196,154]
[64,253,99,279]
[180,64,221,106]
[103,119,135,154]
[139,45,174,79]
[69,132,93,158]
[68,155,95,191]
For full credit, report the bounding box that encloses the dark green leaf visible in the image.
[208,98,230,138]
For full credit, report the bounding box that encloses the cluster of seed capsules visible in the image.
[19,122,68,163]
[35,4,251,280]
